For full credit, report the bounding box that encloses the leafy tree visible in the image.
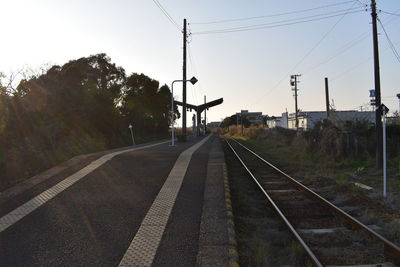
[220,114,250,128]
[121,73,179,135]
[0,53,176,190]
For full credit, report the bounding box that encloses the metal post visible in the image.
[197,110,201,136]
[129,124,135,145]
[383,112,387,197]
[170,77,197,146]
[192,113,196,137]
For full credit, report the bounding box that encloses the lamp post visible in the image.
[128,123,135,145]
[170,76,198,146]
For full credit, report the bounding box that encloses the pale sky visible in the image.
[0,0,399,125]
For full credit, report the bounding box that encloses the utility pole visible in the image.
[241,111,244,136]
[204,95,207,134]
[325,77,330,119]
[182,18,188,139]
[290,75,301,129]
[371,0,383,169]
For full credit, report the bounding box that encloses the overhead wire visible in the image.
[380,10,400,17]
[187,23,206,100]
[187,43,198,105]
[250,1,361,105]
[152,0,181,31]
[190,1,356,25]
[378,18,400,64]
[330,10,400,81]
[192,9,364,35]
[303,8,400,74]
[353,0,368,8]
[331,38,400,81]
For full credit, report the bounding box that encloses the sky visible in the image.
[0,0,399,126]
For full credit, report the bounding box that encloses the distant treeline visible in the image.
[0,53,178,190]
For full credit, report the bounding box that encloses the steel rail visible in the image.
[225,139,324,267]
[231,138,400,259]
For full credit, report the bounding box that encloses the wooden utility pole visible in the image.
[182,19,187,139]
[291,75,301,129]
[325,77,330,119]
[371,0,383,169]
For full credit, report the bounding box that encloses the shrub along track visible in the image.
[224,138,400,266]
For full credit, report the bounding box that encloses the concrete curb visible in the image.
[223,163,240,267]
[196,136,239,267]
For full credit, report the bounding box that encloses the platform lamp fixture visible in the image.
[170,76,198,146]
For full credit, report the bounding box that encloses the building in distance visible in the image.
[268,110,375,130]
[236,110,263,125]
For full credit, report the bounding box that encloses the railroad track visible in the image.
[225,138,400,267]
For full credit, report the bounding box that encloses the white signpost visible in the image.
[129,124,135,146]
[381,104,389,198]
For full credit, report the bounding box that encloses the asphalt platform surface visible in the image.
[0,134,228,267]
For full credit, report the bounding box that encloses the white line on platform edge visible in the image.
[0,141,170,233]
[118,135,212,267]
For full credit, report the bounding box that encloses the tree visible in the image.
[121,73,177,135]
[220,114,250,128]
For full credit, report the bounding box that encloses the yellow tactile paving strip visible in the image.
[118,135,211,267]
[0,141,169,233]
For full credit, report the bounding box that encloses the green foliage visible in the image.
[0,53,174,190]
[220,114,251,128]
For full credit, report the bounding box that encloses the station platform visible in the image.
[0,134,236,267]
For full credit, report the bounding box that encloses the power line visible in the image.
[190,1,356,25]
[290,2,359,75]
[152,0,181,31]
[331,39,400,81]
[378,18,400,64]
[192,9,364,35]
[353,0,368,8]
[303,8,400,74]
[250,2,359,105]
[304,33,369,74]
[187,43,198,105]
[380,10,400,17]
[187,40,207,103]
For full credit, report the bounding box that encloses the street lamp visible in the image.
[128,123,135,145]
[170,76,198,146]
